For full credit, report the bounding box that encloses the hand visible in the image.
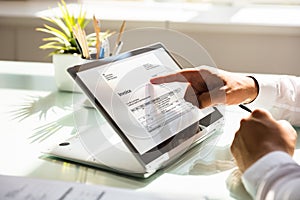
[150,66,258,108]
[231,109,297,172]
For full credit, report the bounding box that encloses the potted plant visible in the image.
[36,0,89,92]
[36,0,112,92]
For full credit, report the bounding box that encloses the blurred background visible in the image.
[0,0,299,75]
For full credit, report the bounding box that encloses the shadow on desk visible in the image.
[8,91,84,142]
[9,91,73,121]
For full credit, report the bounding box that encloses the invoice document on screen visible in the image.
[77,48,214,155]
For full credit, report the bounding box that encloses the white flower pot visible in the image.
[52,54,84,92]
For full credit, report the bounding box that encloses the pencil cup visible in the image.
[53,53,85,93]
[53,39,110,93]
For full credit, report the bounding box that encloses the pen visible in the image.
[74,38,83,58]
[82,28,90,59]
[73,25,90,59]
[112,20,126,56]
[73,27,86,58]
[239,104,252,113]
[100,47,105,59]
[114,41,123,55]
[93,15,101,59]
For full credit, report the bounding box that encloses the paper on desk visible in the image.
[0,175,160,200]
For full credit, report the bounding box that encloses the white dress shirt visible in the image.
[242,75,300,199]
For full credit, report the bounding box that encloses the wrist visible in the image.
[244,76,259,104]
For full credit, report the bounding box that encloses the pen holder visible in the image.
[53,38,110,93]
[53,53,85,93]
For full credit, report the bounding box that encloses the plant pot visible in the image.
[52,53,84,92]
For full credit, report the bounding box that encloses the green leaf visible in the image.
[39,42,64,50]
[69,38,78,48]
[42,37,65,44]
[82,19,90,29]
[87,30,115,40]
[58,0,74,32]
[39,41,78,53]
[77,9,87,28]
[41,24,71,46]
[40,16,55,24]
[36,0,95,55]
[51,17,71,38]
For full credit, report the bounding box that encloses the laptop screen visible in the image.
[68,43,222,165]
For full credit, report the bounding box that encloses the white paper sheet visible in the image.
[0,175,161,200]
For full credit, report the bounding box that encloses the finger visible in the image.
[230,131,239,153]
[278,120,297,140]
[230,129,249,172]
[251,109,273,119]
[150,72,189,84]
[278,120,296,132]
[230,132,241,163]
[277,120,297,156]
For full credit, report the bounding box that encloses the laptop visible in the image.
[44,43,224,178]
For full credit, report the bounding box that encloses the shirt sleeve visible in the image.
[249,75,300,126]
[242,151,300,200]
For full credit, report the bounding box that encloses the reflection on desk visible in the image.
[1,60,300,200]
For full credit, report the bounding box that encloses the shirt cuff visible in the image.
[241,151,295,199]
[248,75,278,110]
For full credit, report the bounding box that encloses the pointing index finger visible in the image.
[150,72,188,84]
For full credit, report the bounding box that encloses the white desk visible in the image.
[0,60,299,200]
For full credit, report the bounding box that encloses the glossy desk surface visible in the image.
[0,60,299,200]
